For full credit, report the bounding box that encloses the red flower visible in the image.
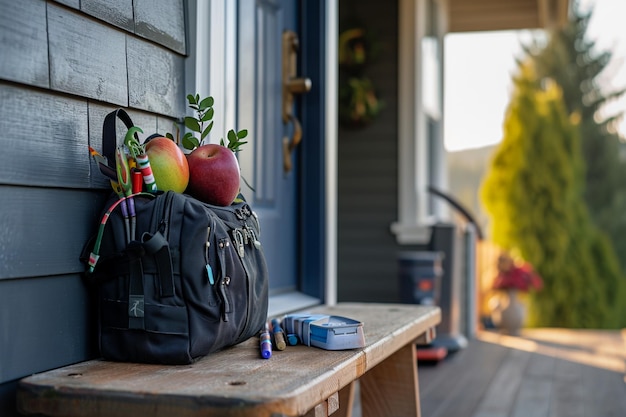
[493,262,543,292]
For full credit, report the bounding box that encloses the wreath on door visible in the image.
[338,26,384,128]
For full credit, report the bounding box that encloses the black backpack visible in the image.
[85,190,269,364]
[82,109,269,364]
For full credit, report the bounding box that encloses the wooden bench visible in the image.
[17,302,440,417]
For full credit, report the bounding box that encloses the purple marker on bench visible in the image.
[260,323,272,359]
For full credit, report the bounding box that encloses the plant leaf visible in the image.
[182,132,199,150]
[227,129,237,142]
[201,121,214,140]
[187,94,197,105]
[200,109,214,122]
[199,96,214,110]
[237,129,248,139]
[184,116,201,132]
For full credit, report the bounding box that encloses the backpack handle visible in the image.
[102,109,138,174]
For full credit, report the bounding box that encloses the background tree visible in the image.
[522,1,626,272]
[481,61,625,328]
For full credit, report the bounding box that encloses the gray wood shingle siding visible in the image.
[127,37,186,116]
[48,3,129,105]
[0,0,187,415]
[81,0,135,32]
[0,0,50,87]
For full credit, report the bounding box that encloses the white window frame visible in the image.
[391,0,449,244]
[184,0,236,143]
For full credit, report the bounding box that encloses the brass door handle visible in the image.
[286,77,312,95]
[282,31,312,173]
[282,114,302,173]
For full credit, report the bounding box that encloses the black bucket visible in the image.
[397,251,443,306]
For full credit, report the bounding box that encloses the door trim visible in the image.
[299,0,338,306]
[323,0,338,306]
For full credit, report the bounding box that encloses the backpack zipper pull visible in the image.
[248,228,262,249]
[233,229,245,258]
[217,238,232,321]
[205,226,214,285]
[219,276,231,322]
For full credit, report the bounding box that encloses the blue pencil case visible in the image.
[282,314,366,350]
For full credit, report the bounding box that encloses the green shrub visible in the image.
[481,62,626,328]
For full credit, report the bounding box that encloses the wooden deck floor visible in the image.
[417,329,626,417]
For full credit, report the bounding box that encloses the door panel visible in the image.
[238,0,299,293]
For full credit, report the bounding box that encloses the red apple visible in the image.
[144,137,189,193]
[186,144,240,206]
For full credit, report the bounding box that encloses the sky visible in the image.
[444,0,626,151]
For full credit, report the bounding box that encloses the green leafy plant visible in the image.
[168,94,248,152]
[183,94,215,150]
[221,128,248,152]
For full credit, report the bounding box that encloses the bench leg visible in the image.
[333,381,356,417]
[359,343,420,417]
[302,390,342,417]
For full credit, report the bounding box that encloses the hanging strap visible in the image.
[88,235,174,298]
[128,232,175,330]
[141,231,175,298]
[102,109,137,170]
[127,245,145,329]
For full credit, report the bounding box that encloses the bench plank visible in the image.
[18,303,440,417]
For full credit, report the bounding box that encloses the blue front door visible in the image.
[237,0,301,295]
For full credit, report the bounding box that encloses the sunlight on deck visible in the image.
[477,328,626,374]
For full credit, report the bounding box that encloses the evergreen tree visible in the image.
[481,61,624,328]
[522,1,626,272]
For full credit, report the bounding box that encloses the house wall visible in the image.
[0,1,186,415]
[337,0,427,303]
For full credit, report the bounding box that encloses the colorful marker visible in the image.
[271,318,287,351]
[132,170,143,193]
[125,127,158,192]
[260,323,272,359]
[286,333,299,346]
